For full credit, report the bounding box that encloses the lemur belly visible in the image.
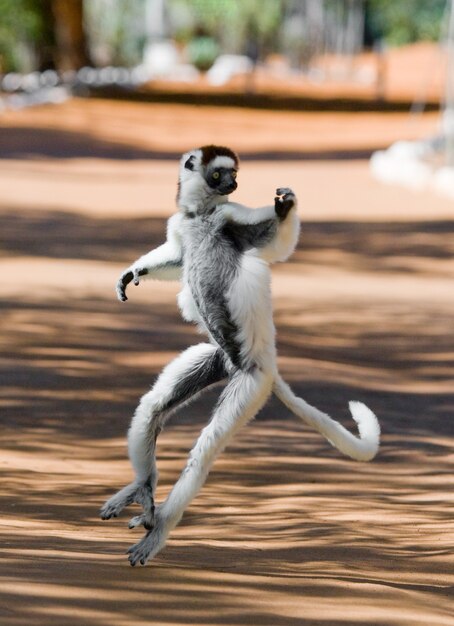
[178,217,275,369]
[227,251,276,370]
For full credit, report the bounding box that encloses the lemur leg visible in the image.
[100,343,228,527]
[127,366,273,566]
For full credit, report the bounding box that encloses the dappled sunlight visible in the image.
[1,96,453,625]
[1,196,452,626]
[0,99,441,159]
[1,412,453,625]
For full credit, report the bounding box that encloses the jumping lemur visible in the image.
[101,145,380,566]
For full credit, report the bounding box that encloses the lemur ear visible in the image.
[184,155,195,171]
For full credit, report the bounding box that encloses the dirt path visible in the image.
[0,100,453,625]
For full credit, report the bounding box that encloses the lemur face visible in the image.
[206,162,238,194]
[181,145,239,197]
[204,154,238,195]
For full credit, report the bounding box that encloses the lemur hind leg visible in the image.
[127,365,273,566]
[100,343,228,528]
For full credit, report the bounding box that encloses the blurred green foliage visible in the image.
[85,0,146,66]
[368,0,447,45]
[0,0,49,71]
[0,0,449,73]
[186,34,219,71]
[169,0,283,56]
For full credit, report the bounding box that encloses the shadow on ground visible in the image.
[0,126,384,161]
[0,195,452,626]
[1,293,452,440]
[1,207,453,273]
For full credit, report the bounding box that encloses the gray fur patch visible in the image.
[183,215,244,368]
[221,218,277,252]
[158,348,228,414]
[151,259,182,272]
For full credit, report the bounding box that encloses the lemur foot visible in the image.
[100,481,154,525]
[127,512,168,566]
[128,511,155,530]
[274,187,296,221]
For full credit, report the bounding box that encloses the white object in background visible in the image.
[163,64,199,83]
[2,73,22,92]
[142,41,179,79]
[433,166,454,198]
[370,142,432,191]
[207,55,253,86]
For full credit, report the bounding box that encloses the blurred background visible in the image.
[1,0,454,182]
[0,0,452,102]
[0,3,453,626]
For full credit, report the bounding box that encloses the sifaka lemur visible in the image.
[101,145,380,566]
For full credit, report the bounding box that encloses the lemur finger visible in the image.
[133,267,149,286]
[128,515,146,529]
[116,289,126,302]
[116,270,134,301]
[276,187,293,197]
[116,281,128,302]
[128,513,154,530]
[118,288,128,302]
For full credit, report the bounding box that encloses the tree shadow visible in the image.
[1,290,452,441]
[1,205,452,626]
[293,220,454,272]
[89,85,441,113]
[1,207,453,274]
[0,126,174,160]
[0,126,383,161]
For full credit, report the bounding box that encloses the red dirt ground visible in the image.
[0,97,453,626]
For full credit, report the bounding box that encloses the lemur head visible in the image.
[177,145,239,215]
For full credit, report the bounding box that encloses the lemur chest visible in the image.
[178,218,240,324]
[177,216,274,364]
[184,221,239,293]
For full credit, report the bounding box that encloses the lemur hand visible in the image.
[274,188,296,221]
[116,267,148,302]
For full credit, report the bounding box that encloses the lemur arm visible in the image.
[116,213,183,302]
[220,188,300,263]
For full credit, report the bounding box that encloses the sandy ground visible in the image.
[0,98,453,626]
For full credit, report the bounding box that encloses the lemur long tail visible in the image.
[273,374,380,461]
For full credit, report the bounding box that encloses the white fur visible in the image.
[177,283,200,323]
[221,201,276,224]
[261,207,300,263]
[103,148,380,566]
[226,251,276,370]
[274,376,380,462]
[209,155,236,169]
[118,213,184,299]
[126,367,273,565]
[128,343,218,480]
[162,367,272,525]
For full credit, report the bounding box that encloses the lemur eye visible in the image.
[232,171,237,179]
[212,172,220,180]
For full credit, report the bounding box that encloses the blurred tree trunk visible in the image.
[51,0,91,70]
[31,0,56,72]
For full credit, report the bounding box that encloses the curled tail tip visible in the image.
[348,401,380,462]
